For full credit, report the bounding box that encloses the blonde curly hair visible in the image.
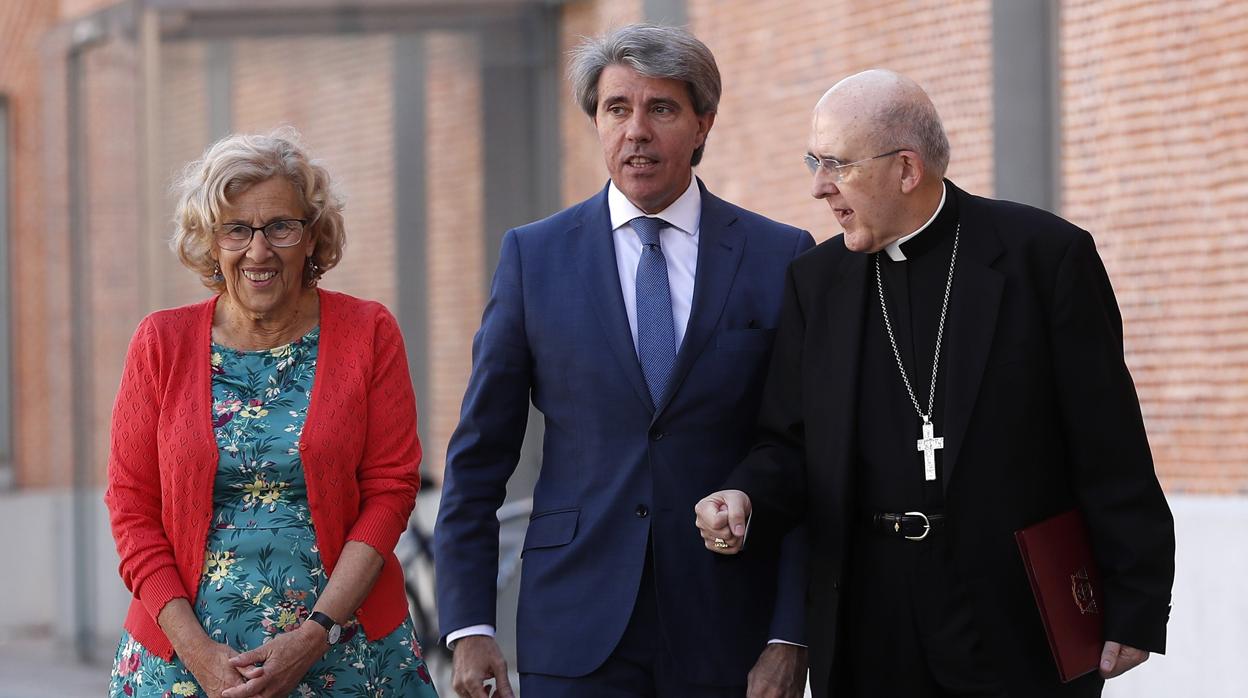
[170,127,345,292]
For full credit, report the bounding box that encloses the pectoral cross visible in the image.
[916,418,944,481]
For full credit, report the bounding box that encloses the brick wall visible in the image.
[4,0,1245,495]
[688,0,993,241]
[1061,0,1248,493]
[0,1,59,486]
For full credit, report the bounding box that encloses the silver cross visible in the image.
[916,419,944,481]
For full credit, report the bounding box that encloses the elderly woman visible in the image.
[105,130,438,698]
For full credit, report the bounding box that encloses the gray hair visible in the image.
[875,98,951,178]
[170,127,345,292]
[568,23,721,166]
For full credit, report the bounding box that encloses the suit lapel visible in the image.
[941,186,1005,492]
[652,183,744,419]
[573,186,655,410]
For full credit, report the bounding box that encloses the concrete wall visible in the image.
[1104,495,1248,697]
[0,489,129,653]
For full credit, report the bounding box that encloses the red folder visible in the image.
[1015,509,1104,682]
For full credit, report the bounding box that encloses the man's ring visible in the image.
[713,537,729,549]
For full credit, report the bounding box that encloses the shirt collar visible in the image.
[608,176,701,236]
[883,181,947,262]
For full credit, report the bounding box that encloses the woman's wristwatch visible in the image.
[307,611,344,645]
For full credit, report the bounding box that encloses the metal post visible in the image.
[140,7,164,312]
[480,7,561,287]
[393,33,430,450]
[477,7,560,500]
[65,7,115,662]
[67,41,97,664]
[644,0,687,26]
[992,0,1060,212]
[0,95,12,489]
[205,39,233,142]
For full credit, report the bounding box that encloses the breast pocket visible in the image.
[521,508,580,556]
[716,328,776,352]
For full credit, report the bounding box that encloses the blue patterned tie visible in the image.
[631,216,676,406]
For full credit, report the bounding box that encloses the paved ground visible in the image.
[0,638,805,697]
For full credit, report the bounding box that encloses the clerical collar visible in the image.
[608,176,701,236]
[883,181,949,262]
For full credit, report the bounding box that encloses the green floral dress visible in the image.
[109,327,437,697]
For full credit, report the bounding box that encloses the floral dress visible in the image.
[109,327,437,697]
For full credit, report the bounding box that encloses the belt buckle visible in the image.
[902,511,930,541]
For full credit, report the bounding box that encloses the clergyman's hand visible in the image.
[695,489,752,554]
[747,643,808,698]
[452,635,514,698]
[1099,640,1149,679]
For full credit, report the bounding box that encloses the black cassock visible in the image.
[838,188,999,695]
[729,181,1174,698]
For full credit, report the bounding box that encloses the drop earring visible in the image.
[304,256,320,287]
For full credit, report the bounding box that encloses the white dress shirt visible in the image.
[609,176,701,354]
[883,181,948,262]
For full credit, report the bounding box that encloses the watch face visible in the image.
[327,624,342,644]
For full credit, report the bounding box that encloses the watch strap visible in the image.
[308,611,341,643]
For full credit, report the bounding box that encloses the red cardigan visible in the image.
[105,289,422,659]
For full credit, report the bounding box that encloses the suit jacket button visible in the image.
[635,505,649,518]
[649,430,665,441]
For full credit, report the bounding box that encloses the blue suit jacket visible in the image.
[434,180,814,683]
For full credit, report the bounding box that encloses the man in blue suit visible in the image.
[434,23,814,698]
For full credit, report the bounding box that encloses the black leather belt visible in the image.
[872,511,946,541]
